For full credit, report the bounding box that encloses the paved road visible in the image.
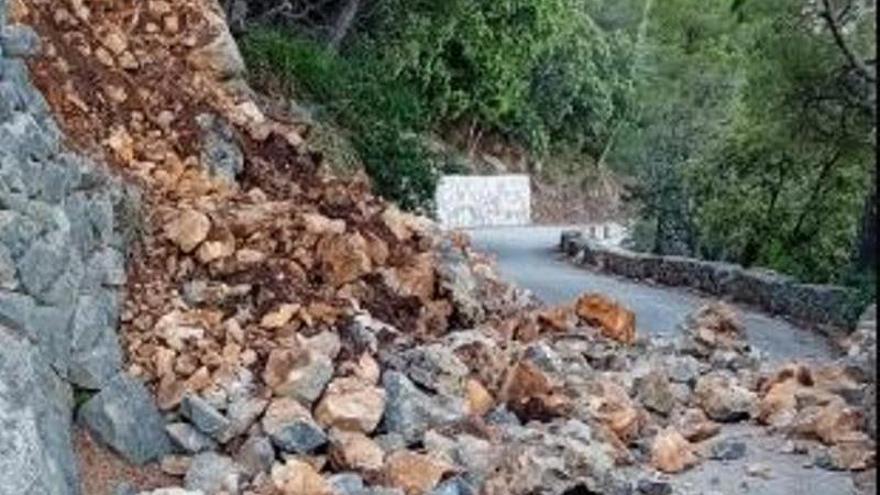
[468,226,838,362]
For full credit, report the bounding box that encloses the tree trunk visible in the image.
[854,169,877,270]
[329,0,361,50]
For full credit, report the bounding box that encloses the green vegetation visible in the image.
[236,0,876,292]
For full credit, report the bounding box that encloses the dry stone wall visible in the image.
[0,5,169,493]
[435,174,531,228]
[560,230,865,332]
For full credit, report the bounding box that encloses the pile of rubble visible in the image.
[7,0,875,494]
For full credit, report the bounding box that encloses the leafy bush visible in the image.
[241,28,439,211]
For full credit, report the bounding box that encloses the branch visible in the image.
[819,0,876,83]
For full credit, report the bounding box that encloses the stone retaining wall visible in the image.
[0,7,135,493]
[560,230,865,331]
[435,174,530,228]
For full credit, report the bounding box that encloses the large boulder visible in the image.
[78,372,172,464]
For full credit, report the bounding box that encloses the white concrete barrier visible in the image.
[435,175,531,228]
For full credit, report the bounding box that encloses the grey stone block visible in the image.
[0,24,39,58]
[78,373,172,465]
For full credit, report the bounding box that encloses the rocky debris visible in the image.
[650,429,698,473]
[329,429,386,473]
[382,371,466,445]
[316,377,387,434]
[270,459,333,495]
[694,371,756,422]
[166,422,218,454]
[678,302,748,358]
[384,450,454,495]
[262,397,328,454]
[709,438,747,461]
[9,0,877,493]
[575,293,636,344]
[184,452,245,493]
[78,373,172,465]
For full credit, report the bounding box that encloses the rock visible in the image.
[195,227,235,264]
[226,395,268,438]
[665,355,702,384]
[679,303,747,357]
[636,479,672,495]
[166,422,218,453]
[585,379,642,444]
[263,348,334,405]
[385,450,453,495]
[745,463,773,479]
[635,371,677,416]
[401,343,469,396]
[0,24,40,57]
[382,371,466,444]
[709,439,747,461]
[160,454,192,476]
[271,459,334,495]
[673,408,720,442]
[437,257,484,327]
[465,378,494,416]
[695,372,756,422]
[235,435,275,477]
[814,441,876,471]
[317,233,372,287]
[430,477,477,495]
[328,473,368,494]
[575,293,636,344]
[165,209,210,253]
[650,428,698,473]
[137,489,203,495]
[78,373,172,465]
[260,304,300,329]
[184,452,244,493]
[500,360,570,422]
[315,377,386,434]
[180,393,233,443]
[262,397,328,454]
[195,113,243,181]
[329,429,385,473]
[0,325,80,494]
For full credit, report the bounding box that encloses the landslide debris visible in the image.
[9,1,876,494]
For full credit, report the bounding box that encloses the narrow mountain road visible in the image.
[468,226,838,362]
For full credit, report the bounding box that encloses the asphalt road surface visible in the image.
[467,226,838,362]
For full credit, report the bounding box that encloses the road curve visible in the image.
[467,226,838,362]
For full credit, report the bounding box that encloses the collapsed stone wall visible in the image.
[0,5,159,493]
[560,230,865,332]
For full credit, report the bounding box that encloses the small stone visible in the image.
[709,439,747,461]
[575,293,636,344]
[235,435,275,477]
[674,408,720,443]
[695,372,756,422]
[315,377,386,434]
[329,429,385,473]
[184,452,244,493]
[263,348,333,405]
[328,473,366,494]
[271,459,333,495]
[260,304,300,329]
[650,428,698,474]
[465,378,494,416]
[745,463,773,479]
[166,422,218,454]
[635,371,677,416]
[384,450,453,495]
[262,397,328,454]
[180,394,233,443]
[165,209,211,253]
[160,454,192,476]
[637,479,672,495]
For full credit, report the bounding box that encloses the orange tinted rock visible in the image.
[314,377,386,433]
[651,429,698,473]
[271,459,333,495]
[165,209,211,253]
[501,361,570,421]
[317,233,372,287]
[575,293,636,344]
[586,379,642,444]
[384,450,453,495]
[329,430,385,473]
[466,378,494,416]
